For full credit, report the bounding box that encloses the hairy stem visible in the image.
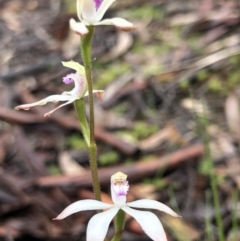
[80,26,101,201]
[111,209,125,241]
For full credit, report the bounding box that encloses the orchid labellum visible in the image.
[15,61,104,117]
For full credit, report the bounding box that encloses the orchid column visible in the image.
[70,0,135,201]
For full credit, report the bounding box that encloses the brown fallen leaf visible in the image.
[181,98,210,116]
[101,32,133,62]
[227,229,240,241]
[163,214,201,241]
[130,184,157,200]
[225,91,240,141]
[138,125,184,151]
[208,125,236,160]
[35,144,204,188]
[59,152,86,176]
[78,189,112,204]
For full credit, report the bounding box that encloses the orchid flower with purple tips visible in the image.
[70,0,135,36]
[15,61,104,117]
[54,172,180,241]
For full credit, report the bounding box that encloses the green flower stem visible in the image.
[111,209,125,241]
[210,173,225,241]
[80,25,101,201]
[74,99,90,146]
[198,108,225,241]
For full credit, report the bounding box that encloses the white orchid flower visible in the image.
[54,172,180,241]
[15,61,104,117]
[70,0,135,36]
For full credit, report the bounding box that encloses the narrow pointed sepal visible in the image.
[43,98,77,117]
[62,60,85,75]
[128,199,180,218]
[69,18,89,36]
[15,95,73,111]
[96,17,136,31]
[84,90,105,100]
[96,0,116,21]
[122,206,167,241]
[87,207,119,241]
[53,200,114,220]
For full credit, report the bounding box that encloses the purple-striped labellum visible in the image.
[94,0,102,9]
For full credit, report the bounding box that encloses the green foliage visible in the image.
[123,5,163,21]
[131,41,170,77]
[94,62,130,89]
[197,70,208,81]
[113,102,130,115]
[124,157,133,164]
[231,190,239,241]
[179,79,189,89]
[143,177,167,189]
[192,53,240,94]
[229,55,240,66]
[199,157,214,175]
[205,190,214,241]
[144,88,158,109]
[117,122,158,143]
[228,70,240,89]
[63,0,76,14]
[208,76,222,92]
[99,151,119,166]
[195,101,225,241]
[66,134,87,149]
[187,34,202,54]
[167,185,181,215]
[47,164,61,175]
[143,63,162,76]
[133,122,158,139]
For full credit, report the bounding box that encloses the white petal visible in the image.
[54,200,114,220]
[96,0,116,21]
[84,90,104,100]
[128,199,180,217]
[122,206,167,241]
[96,17,135,31]
[76,0,83,21]
[44,97,77,117]
[15,95,73,111]
[87,207,119,241]
[69,18,89,36]
[81,0,97,23]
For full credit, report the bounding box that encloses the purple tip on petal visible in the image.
[94,0,102,9]
[63,74,75,84]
